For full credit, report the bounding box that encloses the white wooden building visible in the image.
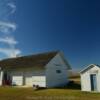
[0,51,71,88]
[80,64,100,92]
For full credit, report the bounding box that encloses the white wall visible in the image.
[81,65,100,92]
[8,68,46,87]
[96,68,100,92]
[46,52,69,88]
[24,70,46,87]
[81,72,91,91]
[0,71,3,86]
[11,71,23,86]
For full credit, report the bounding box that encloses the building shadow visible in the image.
[66,81,81,90]
[32,81,81,91]
[54,81,81,90]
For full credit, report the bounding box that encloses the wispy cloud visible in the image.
[0,36,21,57]
[0,21,16,34]
[7,2,16,14]
[0,36,18,45]
[0,48,21,58]
[0,0,21,58]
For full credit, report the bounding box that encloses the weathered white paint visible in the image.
[24,70,46,87]
[80,64,100,92]
[32,76,46,87]
[0,71,3,86]
[0,51,70,88]
[25,72,33,86]
[46,52,69,87]
[11,72,23,86]
[8,69,46,87]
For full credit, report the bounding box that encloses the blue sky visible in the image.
[0,0,100,70]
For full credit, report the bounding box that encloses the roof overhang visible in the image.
[80,64,99,74]
[59,51,71,70]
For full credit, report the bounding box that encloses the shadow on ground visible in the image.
[35,81,81,91]
[66,81,81,90]
[53,81,81,90]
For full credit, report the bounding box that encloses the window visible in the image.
[56,70,61,73]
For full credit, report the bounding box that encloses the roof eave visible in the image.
[79,64,97,74]
[59,51,72,70]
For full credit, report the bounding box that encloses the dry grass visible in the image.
[0,77,100,100]
[69,76,80,84]
[0,87,99,100]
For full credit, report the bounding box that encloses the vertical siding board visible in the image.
[8,69,46,87]
[0,71,3,86]
[80,65,100,92]
[46,53,69,88]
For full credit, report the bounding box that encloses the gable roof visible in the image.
[58,51,71,70]
[0,51,58,70]
[80,64,100,74]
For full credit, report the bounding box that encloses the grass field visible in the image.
[0,78,99,100]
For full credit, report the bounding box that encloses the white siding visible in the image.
[46,52,69,88]
[81,72,91,91]
[25,72,33,86]
[24,70,46,87]
[81,65,100,92]
[97,71,100,92]
[0,71,3,86]
[8,68,46,87]
[11,72,23,86]
[32,76,46,87]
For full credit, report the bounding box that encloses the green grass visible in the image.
[0,87,100,100]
